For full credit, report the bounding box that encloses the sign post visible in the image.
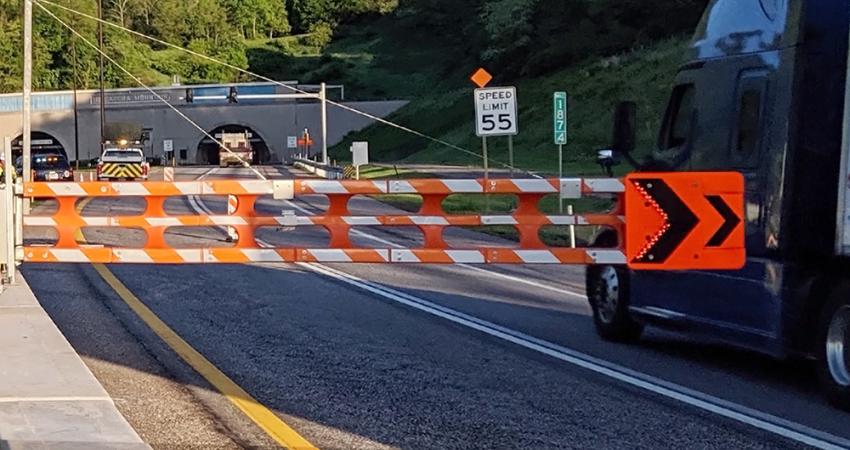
[472,68,518,211]
[474,85,519,182]
[553,92,568,213]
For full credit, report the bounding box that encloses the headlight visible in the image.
[63,171,70,178]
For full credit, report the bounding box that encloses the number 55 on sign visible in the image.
[475,87,518,137]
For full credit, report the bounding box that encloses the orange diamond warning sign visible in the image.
[470,68,493,88]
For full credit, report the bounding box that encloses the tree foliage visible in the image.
[0,0,707,92]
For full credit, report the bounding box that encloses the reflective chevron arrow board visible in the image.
[624,172,745,271]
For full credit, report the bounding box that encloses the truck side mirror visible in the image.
[612,101,637,154]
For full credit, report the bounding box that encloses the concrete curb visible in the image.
[0,274,148,449]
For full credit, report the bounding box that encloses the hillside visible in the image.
[2,0,701,174]
[326,37,688,175]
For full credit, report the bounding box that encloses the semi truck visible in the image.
[218,132,253,168]
[585,0,850,410]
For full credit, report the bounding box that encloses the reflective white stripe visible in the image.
[307,249,352,262]
[112,183,150,196]
[585,178,625,193]
[177,249,204,263]
[411,216,450,226]
[275,216,313,226]
[241,249,285,262]
[23,217,56,226]
[48,183,87,197]
[49,249,89,262]
[388,180,416,194]
[515,250,560,264]
[145,217,183,227]
[512,179,557,193]
[227,195,238,214]
[343,217,382,226]
[446,250,485,264]
[175,182,203,195]
[546,216,578,225]
[588,250,627,265]
[114,249,153,263]
[441,180,483,193]
[238,181,274,195]
[210,216,248,226]
[391,249,420,263]
[372,249,391,262]
[305,181,348,194]
[83,217,111,226]
[372,181,388,193]
[482,216,518,225]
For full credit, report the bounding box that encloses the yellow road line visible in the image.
[75,199,317,450]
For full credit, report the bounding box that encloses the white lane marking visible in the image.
[457,264,585,299]
[279,183,588,299]
[195,167,850,449]
[299,262,850,450]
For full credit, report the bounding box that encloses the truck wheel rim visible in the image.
[597,267,619,324]
[827,305,850,387]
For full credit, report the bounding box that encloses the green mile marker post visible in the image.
[553,91,568,213]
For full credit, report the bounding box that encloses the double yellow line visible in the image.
[77,199,316,450]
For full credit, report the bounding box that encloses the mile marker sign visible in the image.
[474,87,518,137]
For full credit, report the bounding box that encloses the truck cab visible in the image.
[97,141,149,181]
[586,0,850,410]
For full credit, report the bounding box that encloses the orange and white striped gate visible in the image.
[18,174,746,270]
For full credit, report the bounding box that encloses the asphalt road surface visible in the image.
[20,166,850,449]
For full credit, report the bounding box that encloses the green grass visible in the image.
[329,37,688,175]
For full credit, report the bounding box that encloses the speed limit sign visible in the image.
[474,87,518,137]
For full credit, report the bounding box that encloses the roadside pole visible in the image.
[320,82,328,165]
[4,137,15,285]
[553,91,568,214]
[471,68,518,215]
[559,143,564,213]
[508,135,514,178]
[22,0,32,214]
[482,136,490,212]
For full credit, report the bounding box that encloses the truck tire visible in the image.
[586,265,644,343]
[817,285,850,411]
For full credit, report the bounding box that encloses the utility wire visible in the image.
[38,0,538,177]
[35,2,268,181]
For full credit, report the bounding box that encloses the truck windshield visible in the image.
[104,150,142,158]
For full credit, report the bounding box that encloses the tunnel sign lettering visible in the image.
[474,87,518,137]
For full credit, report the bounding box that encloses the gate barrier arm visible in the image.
[20,178,626,265]
[19,173,745,269]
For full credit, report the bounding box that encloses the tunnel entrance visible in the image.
[12,132,69,161]
[197,125,271,166]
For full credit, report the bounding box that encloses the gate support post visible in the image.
[2,136,17,287]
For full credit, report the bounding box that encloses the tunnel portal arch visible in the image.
[12,132,69,161]
[197,124,271,166]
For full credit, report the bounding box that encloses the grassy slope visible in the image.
[152,21,688,178]
[327,38,687,175]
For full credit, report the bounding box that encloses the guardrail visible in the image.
[292,156,344,180]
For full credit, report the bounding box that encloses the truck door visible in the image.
[631,66,781,350]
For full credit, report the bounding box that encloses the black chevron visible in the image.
[632,179,698,264]
[705,195,741,247]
